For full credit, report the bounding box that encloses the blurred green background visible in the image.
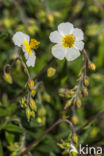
[0,0,104,155]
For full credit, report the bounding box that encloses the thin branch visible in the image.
[41,0,51,14]
[19,118,74,156]
[4,57,31,80]
[76,49,87,96]
[9,57,54,104]
[17,57,31,80]
[77,111,104,133]
[9,0,29,28]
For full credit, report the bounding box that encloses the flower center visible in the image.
[23,40,32,54]
[23,39,40,55]
[30,39,40,50]
[62,34,75,48]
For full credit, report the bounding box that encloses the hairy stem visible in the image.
[9,57,54,104]
[19,118,74,156]
[76,49,87,96]
[77,111,104,133]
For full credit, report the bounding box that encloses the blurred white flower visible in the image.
[12,32,40,67]
[49,22,84,61]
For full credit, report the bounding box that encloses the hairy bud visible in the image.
[47,67,56,77]
[65,89,74,98]
[25,107,31,121]
[76,99,82,108]
[88,62,96,71]
[31,89,36,97]
[30,99,37,111]
[84,76,89,86]
[20,97,27,108]
[72,135,78,144]
[43,93,51,102]
[4,73,13,84]
[72,115,79,125]
[28,80,34,90]
[83,87,88,96]
[64,100,72,110]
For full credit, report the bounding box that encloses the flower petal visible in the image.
[74,41,84,50]
[22,46,28,58]
[52,44,67,60]
[58,22,74,36]
[73,28,84,41]
[26,51,36,67]
[12,32,30,47]
[66,47,80,61]
[49,31,62,43]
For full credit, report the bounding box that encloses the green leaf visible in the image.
[0,141,3,156]
[97,40,104,67]
[50,152,56,156]
[56,129,71,141]
[5,131,15,144]
[0,108,7,117]
[4,124,23,133]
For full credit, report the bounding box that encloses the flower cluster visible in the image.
[12,22,84,67]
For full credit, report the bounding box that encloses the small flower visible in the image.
[12,32,40,67]
[49,22,84,61]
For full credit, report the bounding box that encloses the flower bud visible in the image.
[20,97,27,108]
[58,88,65,97]
[38,108,46,116]
[31,89,36,97]
[83,87,88,96]
[47,67,56,77]
[64,100,72,110]
[43,93,51,102]
[79,93,83,98]
[28,80,34,90]
[88,62,96,71]
[47,13,54,27]
[72,115,79,125]
[30,99,37,111]
[31,111,35,117]
[65,89,74,98]
[25,107,31,121]
[84,76,89,86]
[76,99,82,108]
[72,135,78,144]
[4,73,13,84]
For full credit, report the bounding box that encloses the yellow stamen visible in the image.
[30,39,40,50]
[23,40,32,54]
[62,34,75,48]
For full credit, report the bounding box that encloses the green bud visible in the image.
[30,99,37,111]
[64,100,72,110]
[26,107,31,121]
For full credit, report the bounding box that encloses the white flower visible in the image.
[49,22,84,61]
[12,32,40,67]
